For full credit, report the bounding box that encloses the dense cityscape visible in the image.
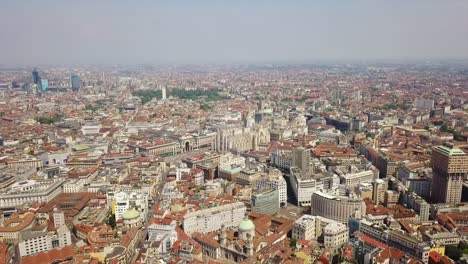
[0,62,466,264]
[1,0,468,263]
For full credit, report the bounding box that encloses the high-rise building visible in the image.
[251,188,279,215]
[431,144,468,204]
[32,68,40,85]
[71,75,81,91]
[41,79,48,91]
[32,68,42,90]
[292,147,311,176]
[372,179,388,204]
[53,208,65,229]
[161,85,167,100]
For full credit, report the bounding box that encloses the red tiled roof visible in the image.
[0,243,9,264]
[355,232,388,250]
[22,246,74,264]
[429,251,452,264]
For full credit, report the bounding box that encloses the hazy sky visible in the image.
[1,0,467,65]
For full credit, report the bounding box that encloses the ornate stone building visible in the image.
[214,126,270,152]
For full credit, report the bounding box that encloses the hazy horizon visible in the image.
[1,0,467,66]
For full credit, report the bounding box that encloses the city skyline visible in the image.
[1,1,468,263]
[1,0,467,66]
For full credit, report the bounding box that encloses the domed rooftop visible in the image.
[122,208,140,220]
[238,215,255,232]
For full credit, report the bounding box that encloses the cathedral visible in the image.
[213,125,270,152]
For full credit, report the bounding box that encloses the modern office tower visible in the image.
[251,188,279,215]
[254,168,288,208]
[32,68,40,85]
[431,144,468,204]
[32,68,42,90]
[41,79,48,91]
[161,85,167,100]
[292,146,311,176]
[71,75,81,91]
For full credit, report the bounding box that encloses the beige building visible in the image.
[292,147,311,176]
[292,215,317,241]
[384,190,400,208]
[311,191,366,223]
[0,212,35,243]
[323,222,348,252]
[372,179,387,204]
[292,214,349,254]
[358,183,373,200]
[183,202,246,235]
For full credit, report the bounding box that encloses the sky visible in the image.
[1,0,467,65]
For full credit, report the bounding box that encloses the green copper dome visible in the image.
[238,216,255,231]
[122,208,140,220]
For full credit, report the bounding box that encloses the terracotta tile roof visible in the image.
[0,243,9,264]
[191,232,220,248]
[0,212,35,232]
[355,232,388,249]
[22,245,74,264]
[374,247,405,263]
[37,192,95,218]
[429,251,453,264]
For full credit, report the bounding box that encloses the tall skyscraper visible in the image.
[32,68,42,91]
[431,143,468,204]
[41,79,49,91]
[161,85,167,100]
[292,147,311,176]
[71,75,81,91]
[32,68,40,85]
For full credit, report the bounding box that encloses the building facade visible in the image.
[183,202,246,235]
[0,179,65,208]
[311,191,366,223]
[251,188,279,215]
[431,144,468,204]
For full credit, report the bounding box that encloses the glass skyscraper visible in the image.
[32,69,40,84]
[71,75,81,91]
[41,79,48,91]
[32,68,42,91]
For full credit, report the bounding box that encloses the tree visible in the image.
[446,245,462,261]
[132,90,162,104]
[108,214,116,229]
[200,104,211,111]
[170,88,226,101]
[85,104,99,112]
[289,238,297,248]
[35,114,64,124]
